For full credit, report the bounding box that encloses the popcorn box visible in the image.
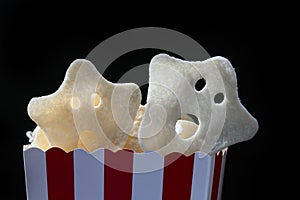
[24,147,227,200]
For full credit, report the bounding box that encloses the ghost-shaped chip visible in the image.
[138,54,258,156]
[28,59,141,152]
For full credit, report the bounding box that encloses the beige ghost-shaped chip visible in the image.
[28,59,141,152]
[138,54,258,156]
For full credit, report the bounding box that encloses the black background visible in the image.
[1,2,283,199]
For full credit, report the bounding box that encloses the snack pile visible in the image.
[23,54,259,200]
[25,54,258,156]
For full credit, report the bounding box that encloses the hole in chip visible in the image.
[214,92,224,104]
[195,78,206,92]
[176,114,199,139]
[91,93,101,108]
[70,97,80,109]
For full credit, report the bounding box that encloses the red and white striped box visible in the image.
[23,148,227,200]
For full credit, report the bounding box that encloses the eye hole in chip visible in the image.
[195,78,206,92]
[91,93,102,108]
[214,92,225,104]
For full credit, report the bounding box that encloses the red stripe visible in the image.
[162,153,194,200]
[211,152,223,200]
[104,149,133,200]
[46,148,74,200]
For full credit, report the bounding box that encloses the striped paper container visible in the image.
[23,147,227,200]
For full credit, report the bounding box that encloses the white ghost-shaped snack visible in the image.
[138,54,258,156]
[28,59,141,152]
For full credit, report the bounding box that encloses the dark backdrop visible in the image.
[1,2,282,199]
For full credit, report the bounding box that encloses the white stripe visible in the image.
[217,150,227,200]
[23,148,48,200]
[132,152,164,200]
[74,149,104,200]
[190,153,215,200]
